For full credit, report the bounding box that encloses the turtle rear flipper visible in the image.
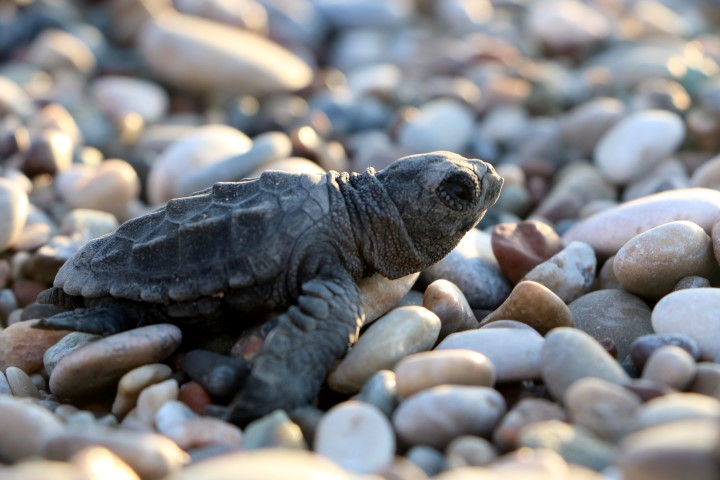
[33,304,159,336]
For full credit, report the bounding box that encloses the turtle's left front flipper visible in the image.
[224,268,364,426]
[33,303,160,336]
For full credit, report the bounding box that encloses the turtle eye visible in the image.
[439,176,476,211]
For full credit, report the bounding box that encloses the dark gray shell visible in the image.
[53,170,332,305]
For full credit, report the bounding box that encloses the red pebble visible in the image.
[491,220,563,284]
[179,381,213,415]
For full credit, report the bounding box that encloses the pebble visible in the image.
[162,416,243,450]
[0,177,29,252]
[43,425,189,479]
[134,379,179,427]
[352,369,398,417]
[0,395,65,461]
[634,393,720,431]
[613,220,718,299]
[564,377,642,442]
[394,350,495,399]
[154,400,197,434]
[146,124,252,204]
[21,130,73,177]
[43,331,99,377]
[359,272,419,325]
[162,449,354,480]
[490,220,563,284]
[0,370,11,395]
[492,398,567,451]
[327,306,441,394]
[438,327,544,383]
[314,401,395,474]
[0,320,69,374]
[48,324,182,399]
[562,188,720,258]
[55,159,141,220]
[630,333,701,371]
[522,241,596,303]
[71,446,141,480]
[527,0,610,52]
[392,385,506,449]
[568,289,654,363]
[112,364,174,418]
[618,419,720,480]
[25,28,96,75]
[243,409,307,450]
[422,279,478,339]
[421,228,511,310]
[594,109,685,185]
[541,327,630,401]
[91,76,169,123]
[139,13,312,95]
[398,98,475,154]
[559,97,624,156]
[642,345,697,391]
[651,288,720,360]
[177,381,213,415]
[479,280,573,334]
[406,445,445,476]
[519,420,618,471]
[690,363,720,399]
[5,366,39,398]
[445,435,497,468]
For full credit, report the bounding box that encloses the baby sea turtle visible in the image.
[35,151,503,424]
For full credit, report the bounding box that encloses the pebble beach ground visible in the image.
[1,0,720,479]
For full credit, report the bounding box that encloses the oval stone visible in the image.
[327,306,441,394]
[0,177,29,252]
[422,279,478,339]
[634,393,720,431]
[642,345,697,391]
[49,324,182,398]
[594,110,685,185]
[437,328,544,383]
[0,321,69,374]
[563,188,720,258]
[614,221,718,299]
[652,288,720,360]
[0,396,65,461]
[393,385,506,449]
[479,280,574,334]
[359,272,419,325]
[314,401,395,474]
[541,327,629,401]
[522,241,596,303]
[398,99,475,154]
[394,350,495,398]
[139,13,312,95]
[490,220,563,284]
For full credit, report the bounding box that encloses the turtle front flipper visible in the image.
[224,270,364,426]
[33,303,161,336]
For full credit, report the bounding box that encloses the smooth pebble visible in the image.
[112,363,174,418]
[0,178,29,252]
[327,306,440,394]
[634,393,720,431]
[5,366,39,398]
[314,401,395,474]
[492,398,568,451]
[422,279,478,339]
[522,241,596,303]
[0,321,69,374]
[438,327,544,383]
[359,272,419,325]
[0,395,65,461]
[642,345,697,391]
[490,220,563,284]
[398,99,475,153]
[91,76,169,122]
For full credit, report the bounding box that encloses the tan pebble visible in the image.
[112,363,174,418]
[72,446,140,480]
[0,395,65,461]
[5,366,39,398]
[392,385,506,449]
[564,377,641,442]
[163,417,243,450]
[642,345,697,390]
[162,449,353,480]
[690,363,720,399]
[618,419,720,480]
[479,280,573,334]
[49,324,182,399]
[135,379,178,426]
[634,393,720,431]
[314,400,395,474]
[445,435,497,468]
[327,306,440,394]
[43,424,189,479]
[614,221,718,300]
[489,447,574,479]
[422,279,478,339]
[492,398,567,451]
[0,321,69,374]
[394,350,495,399]
[359,272,419,325]
[0,178,29,252]
[25,28,95,74]
[437,328,543,383]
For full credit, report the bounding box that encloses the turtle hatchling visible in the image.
[35,151,503,424]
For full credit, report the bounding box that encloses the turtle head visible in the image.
[374,151,503,275]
